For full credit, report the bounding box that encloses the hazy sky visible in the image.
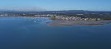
[0,0,111,11]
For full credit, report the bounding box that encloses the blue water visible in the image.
[0,17,111,49]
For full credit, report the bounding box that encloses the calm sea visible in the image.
[0,17,111,49]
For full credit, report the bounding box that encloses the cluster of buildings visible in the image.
[50,16,101,21]
[0,10,111,20]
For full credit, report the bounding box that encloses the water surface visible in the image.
[0,17,111,49]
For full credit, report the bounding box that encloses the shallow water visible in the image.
[0,17,111,49]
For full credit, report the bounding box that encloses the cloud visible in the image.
[0,7,46,11]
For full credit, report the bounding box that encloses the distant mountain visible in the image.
[0,9,111,13]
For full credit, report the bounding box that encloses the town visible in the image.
[0,10,111,20]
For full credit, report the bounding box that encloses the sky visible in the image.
[0,0,111,11]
